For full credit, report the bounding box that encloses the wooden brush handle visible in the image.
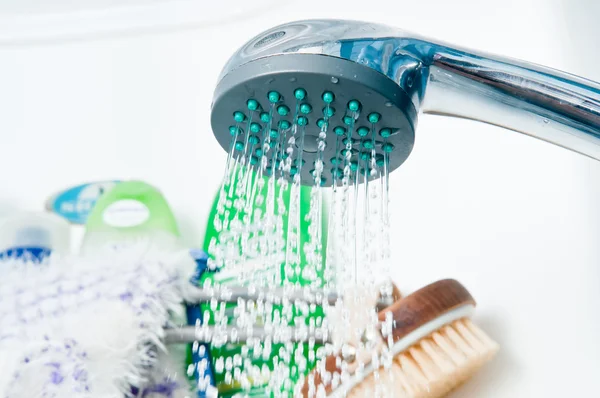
[301,279,475,397]
[380,279,475,341]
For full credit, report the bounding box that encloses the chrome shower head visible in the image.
[210,20,600,186]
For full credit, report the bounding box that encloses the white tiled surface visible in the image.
[1,0,599,396]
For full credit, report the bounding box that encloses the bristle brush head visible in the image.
[210,53,416,186]
[303,279,499,398]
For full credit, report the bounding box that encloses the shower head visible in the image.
[210,19,600,186]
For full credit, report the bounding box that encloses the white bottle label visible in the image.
[102,200,150,228]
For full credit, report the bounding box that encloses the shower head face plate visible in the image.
[211,53,416,187]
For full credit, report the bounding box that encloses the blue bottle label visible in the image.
[46,181,120,225]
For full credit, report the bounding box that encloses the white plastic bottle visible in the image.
[0,212,71,260]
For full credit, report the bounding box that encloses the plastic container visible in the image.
[0,212,71,259]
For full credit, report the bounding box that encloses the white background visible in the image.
[0,0,599,396]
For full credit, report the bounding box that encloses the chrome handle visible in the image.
[222,19,600,161]
[422,47,600,160]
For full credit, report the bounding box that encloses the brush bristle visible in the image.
[348,318,498,398]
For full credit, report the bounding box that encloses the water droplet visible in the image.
[341,344,357,363]
[385,101,393,107]
[215,357,224,373]
[331,77,339,84]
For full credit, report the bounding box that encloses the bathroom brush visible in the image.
[301,279,498,398]
[0,242,191,398]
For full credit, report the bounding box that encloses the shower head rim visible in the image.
[210,52,417,187]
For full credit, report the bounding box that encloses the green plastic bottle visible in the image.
[82,180,181,252]
[197,171,329,397]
